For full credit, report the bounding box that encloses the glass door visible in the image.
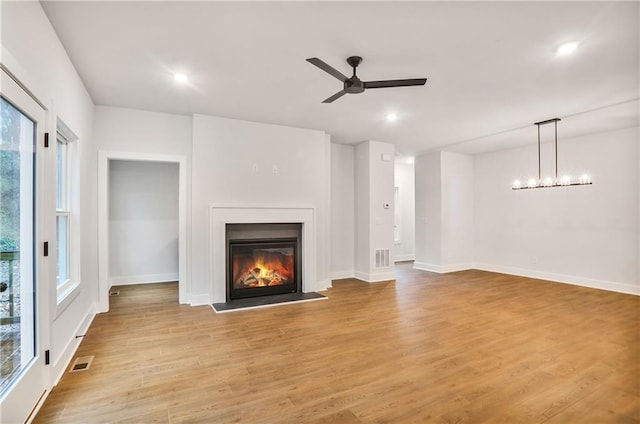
[0,69,49,423]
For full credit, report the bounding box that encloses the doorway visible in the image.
[98,152,187,312]
[109,160,178,289]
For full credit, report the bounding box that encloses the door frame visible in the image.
[97,151,188,312]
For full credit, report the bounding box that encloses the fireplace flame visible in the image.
[233,249,294,289]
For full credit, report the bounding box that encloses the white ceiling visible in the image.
[40,1,639,155]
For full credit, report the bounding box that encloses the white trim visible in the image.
[51,303,96,386]
[394,254,415,262]
[331,270,355,280]
[353,270,396,283]
[441,263,473,273]
[26,304,97,424]
[413,262,473,274]
[109,273,179,286]
[189,293,211,306]
[0,55,48,111]
[24,391,47,424]
[473,263,640,296]
[54,280,80,318]
[315,279,332,292]
[413,262,445,273]
[98,151,188,312]
[0,66,51,424]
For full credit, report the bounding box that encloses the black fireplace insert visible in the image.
[227,237,300,300]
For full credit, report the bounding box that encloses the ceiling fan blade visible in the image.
[306,58,348,82]
[364,78,427,89]
[322,90,348,103]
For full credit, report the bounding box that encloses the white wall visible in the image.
[354,141,396,282]
[109,160,179,285]
[415,151,474,273]
[394,161,415,261]
[354,142,370,277]
[191,114,332,302]
[441,152,474,268]
[93,106,193,155]
[414,152,442,269]
[330,143,355,279]
[474,126,639,294]
[1,1,96,419]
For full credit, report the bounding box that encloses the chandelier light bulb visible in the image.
[513,179,521,189]
[561,175,571,186]
[579,174,591,184]
[527,178,537,188]
[543,177,553,187]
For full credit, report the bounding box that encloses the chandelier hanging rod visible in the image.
[534,118,560,183]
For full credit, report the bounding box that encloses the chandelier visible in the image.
[512,118,592,190]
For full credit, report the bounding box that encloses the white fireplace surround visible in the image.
[210,204,317,303]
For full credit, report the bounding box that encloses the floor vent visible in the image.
[375,248,390,268]
[109,290,120,296]
[69,355,94,373]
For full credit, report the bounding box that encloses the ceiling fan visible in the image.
[306,56,427,103]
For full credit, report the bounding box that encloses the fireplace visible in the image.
[226,223,302,301]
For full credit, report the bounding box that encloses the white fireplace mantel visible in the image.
[209,204,317,303]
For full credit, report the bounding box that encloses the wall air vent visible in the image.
[375,249,390,268]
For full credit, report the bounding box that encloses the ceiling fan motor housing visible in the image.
[345,78,365,94]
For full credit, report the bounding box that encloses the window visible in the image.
[0,95,36,394]
[55,120,77,301]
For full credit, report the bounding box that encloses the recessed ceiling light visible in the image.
[173,73,188,83]
[557,42,579,56]
[386,113,398,122]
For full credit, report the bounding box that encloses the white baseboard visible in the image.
[28,302,99,423]
[413,262,473,274]
[394,254,415,262]
[353,270,396,283]
[51,302,97,386]
[331,270,355,280]
[109,273,179,287]
[473,262,640,296]
[314,279,333,292]
[190,293,211,306]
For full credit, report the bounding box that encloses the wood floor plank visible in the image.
[34,266,639,423]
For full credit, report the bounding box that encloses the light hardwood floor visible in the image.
[35,263,639,423]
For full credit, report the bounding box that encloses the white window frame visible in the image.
[55,119,78,306]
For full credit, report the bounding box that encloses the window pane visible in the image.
[56,215,68,286]
[0,96,36,394]
[56,140,64,210]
